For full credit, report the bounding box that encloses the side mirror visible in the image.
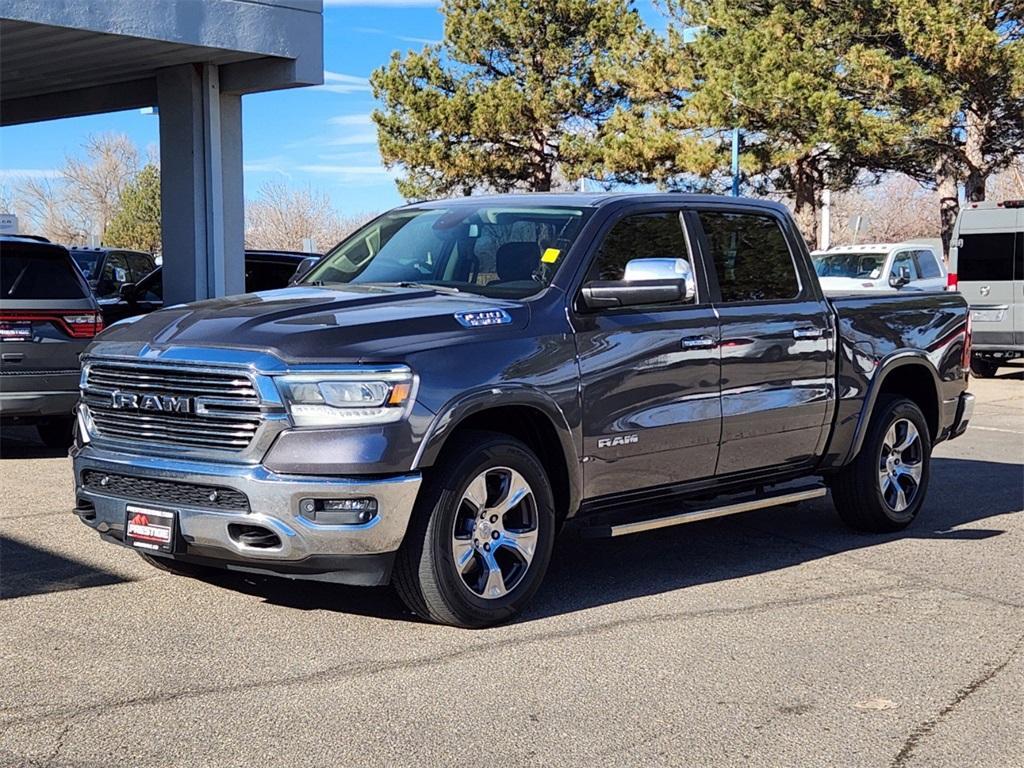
[290,256,320,285]
[581,258,696,310]
[118,282,138,302]
[890,265,911,288]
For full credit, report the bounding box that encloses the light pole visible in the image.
[730,126,740,197]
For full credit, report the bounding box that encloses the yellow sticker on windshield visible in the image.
[541,248,560,263]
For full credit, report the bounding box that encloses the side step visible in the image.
[583,486,828,538]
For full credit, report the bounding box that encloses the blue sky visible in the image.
[0,0,664,216]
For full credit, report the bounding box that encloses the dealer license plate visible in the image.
[125,505,177,553]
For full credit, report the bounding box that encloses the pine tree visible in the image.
[105,164,161,254]
[370,0,652,199]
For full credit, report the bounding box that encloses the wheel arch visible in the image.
[413,387,582,523]
[847,353,941,462]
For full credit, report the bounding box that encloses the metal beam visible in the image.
[0,78,155,126]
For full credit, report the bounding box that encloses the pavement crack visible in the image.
[0,584,894,730]
[889,631,1024,768]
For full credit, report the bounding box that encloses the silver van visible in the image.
[949,200,1024,377]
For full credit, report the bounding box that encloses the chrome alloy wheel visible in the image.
[878,418,924,513]
[451,467,539,599]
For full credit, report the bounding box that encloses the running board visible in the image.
[585,486,828,538]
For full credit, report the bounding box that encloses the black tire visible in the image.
[971,356,1000,378]
[36,417,74,450]
[832,396,932,533]
[139,553,216,578]
[393,430,556,628]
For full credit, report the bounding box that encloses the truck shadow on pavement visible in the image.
[189,456,1022,624]
[0,536,133,600]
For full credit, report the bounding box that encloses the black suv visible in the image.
[1,236,104,447]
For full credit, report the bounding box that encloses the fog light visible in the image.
[299,497,378,525]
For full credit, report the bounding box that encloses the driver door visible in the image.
[575,209,722,500]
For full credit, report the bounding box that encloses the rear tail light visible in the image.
[946,272,958,291]
[963,310,973,378]
[0,310,104,338]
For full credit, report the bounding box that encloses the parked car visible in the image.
[70,246,157,300]
[812,242,946,294]
[0,235,104,447]
[102,249,317,324]
[72,194,973,627]
[949,200,1023,377]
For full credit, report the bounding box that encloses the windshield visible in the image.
[71,251,101,281]
[813,252,885,279]
[303,203,591,298]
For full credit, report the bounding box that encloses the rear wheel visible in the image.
[36,417,74,450]
[394,431,555,628]
[832,396,931,532]
[970,356,1000,378]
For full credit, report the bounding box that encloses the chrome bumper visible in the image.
[71,444,422,564]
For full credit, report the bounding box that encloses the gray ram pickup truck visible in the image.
[72,194,974,627]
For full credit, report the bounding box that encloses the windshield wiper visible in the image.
[377,281,462,295]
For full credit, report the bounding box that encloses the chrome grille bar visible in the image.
[82,360,264,453]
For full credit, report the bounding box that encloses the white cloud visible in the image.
[0,168,61,180]
[297,164,392,177]
[315,71,373,94]
[325,0,439,7]
[328,113,374,127]
[325,131,379,147]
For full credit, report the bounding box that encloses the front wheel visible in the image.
[832,396,932,532]
[393,431,556,628]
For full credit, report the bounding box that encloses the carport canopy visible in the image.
[0,0,324,303]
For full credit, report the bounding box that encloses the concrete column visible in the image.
[157,63,244,304]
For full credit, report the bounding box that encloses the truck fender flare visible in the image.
[846,352,943,463]
[412,385,582,516]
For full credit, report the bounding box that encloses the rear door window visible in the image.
[1,245,89,300]
[913,250,942,279]
[957,233,1016,281]
[699,211,799,302]
[124,252,156,282]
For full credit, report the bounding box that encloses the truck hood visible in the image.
[93,284,529,364]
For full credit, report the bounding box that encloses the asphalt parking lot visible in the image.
[1,370,1021,768]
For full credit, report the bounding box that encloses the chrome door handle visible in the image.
[681,335,717,350]
[793,327,824,340]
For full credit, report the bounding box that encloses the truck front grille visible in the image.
[82,361,263,452]
[82,469,250,511]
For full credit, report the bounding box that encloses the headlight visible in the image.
[276,368,415,427]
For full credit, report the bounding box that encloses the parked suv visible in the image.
[949,200,1024,377]
[812,242,946,294]
[1,236,104,447]
[72,194,972,627]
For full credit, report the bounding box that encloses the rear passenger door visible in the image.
[576,208,722,498]
[694,208,833,476]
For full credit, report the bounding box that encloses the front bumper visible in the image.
[947,392,975,440]
[72,444,422,586]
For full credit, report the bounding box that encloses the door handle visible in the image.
[792,327,824,340]
[681,335,717,350]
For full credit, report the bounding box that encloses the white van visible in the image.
[950,200,1024,377]
[811,242,946,295]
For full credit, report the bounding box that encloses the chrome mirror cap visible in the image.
[624,258,696,301]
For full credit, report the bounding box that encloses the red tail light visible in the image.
[947,272,958,291]
[0,310,104,338]
[962,310,972,377]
